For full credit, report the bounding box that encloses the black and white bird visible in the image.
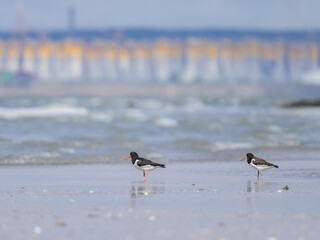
[241,153,278,178]
[123,152,166,181]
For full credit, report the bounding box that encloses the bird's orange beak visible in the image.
[123,155,131,160]
[240,156,247,161]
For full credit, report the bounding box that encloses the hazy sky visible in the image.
[0,0,319,31]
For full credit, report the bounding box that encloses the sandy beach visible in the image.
[0,85,320,239]
[0,160,319,240]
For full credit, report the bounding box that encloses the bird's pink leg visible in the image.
[143,171,146,181]
[143,171,148,181]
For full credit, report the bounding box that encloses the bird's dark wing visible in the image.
[253,156,278,168]
[137,157,157,166]
[137,157,166,168]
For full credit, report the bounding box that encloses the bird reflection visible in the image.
[130,181,165,207]
[247,180,277,193]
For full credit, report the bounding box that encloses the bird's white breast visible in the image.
[133,160,157,171]
[249,161,260,170]
[250,159,274,171]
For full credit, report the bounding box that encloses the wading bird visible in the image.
[241,153,278,179]
[123,152,165,181]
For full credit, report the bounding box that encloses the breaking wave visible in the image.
[0,106,88,119]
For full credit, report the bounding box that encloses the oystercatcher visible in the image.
[241,153,278,178]
[123,152,166,181]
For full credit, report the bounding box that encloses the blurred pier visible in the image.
[0,31,319,84]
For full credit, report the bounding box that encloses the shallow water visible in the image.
[0,96,320,165]
[0,161,319,240]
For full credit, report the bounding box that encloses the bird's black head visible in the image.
[130,152,139,159]
[123,152,139,164]
[246,153,254,159]
[246,153,254,164]
[240,152,254,164]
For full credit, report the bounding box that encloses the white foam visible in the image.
[267,125,282,133]
[90,112,113,122]
[211,141,254,151]
[0,106,88,119]
[24,152,60,159]
[59,148,75,154]
[154,117,178,127]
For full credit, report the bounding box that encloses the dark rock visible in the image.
[282,99,320,108]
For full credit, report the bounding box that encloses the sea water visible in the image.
[0,95,320,165]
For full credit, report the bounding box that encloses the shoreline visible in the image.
[1,82,320,98]
[1,145,320,166]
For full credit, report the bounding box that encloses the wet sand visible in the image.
[0,160,319,240]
